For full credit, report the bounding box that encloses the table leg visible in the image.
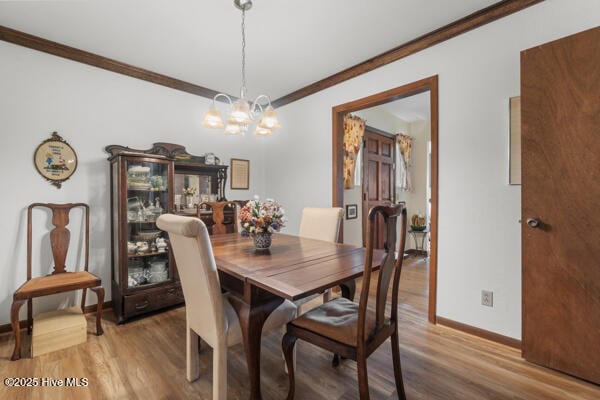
[11,299,26,361]
[339,280,356,301]
[333,280,357,367]
[228,295,284,400]
[27,299,33,334]
[411,232,419,251]
[420,232,428,253]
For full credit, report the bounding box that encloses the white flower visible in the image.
[253,195,260,200]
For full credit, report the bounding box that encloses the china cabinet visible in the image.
[106,143,228,322]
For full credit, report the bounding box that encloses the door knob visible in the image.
[526,218,540,228]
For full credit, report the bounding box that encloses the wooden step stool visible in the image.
[32,307,87,357]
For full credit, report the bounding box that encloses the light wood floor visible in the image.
[1,257,599,399]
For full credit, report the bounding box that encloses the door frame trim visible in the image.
[332,75,439,323]
[364,125,397,139]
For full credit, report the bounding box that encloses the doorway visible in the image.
[362,127,396,249]
[521,27,600,384]
[332,76,439,323]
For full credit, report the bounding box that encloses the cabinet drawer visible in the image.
[156,286,185,304]
[123,285,184,318]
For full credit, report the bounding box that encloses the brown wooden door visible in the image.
[363,128,395,248]
[521,26,600,384]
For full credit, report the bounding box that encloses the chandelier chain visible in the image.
[240,9,247,99]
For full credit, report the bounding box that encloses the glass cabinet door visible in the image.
[125,159,171,289]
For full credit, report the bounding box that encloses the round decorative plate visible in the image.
[33,132,78,188]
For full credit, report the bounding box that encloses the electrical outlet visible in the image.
[481,290,493,307]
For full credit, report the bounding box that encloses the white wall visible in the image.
[354,108,409,134]
[397,119,431,250]
[0,41,267,325]
[265,0,600,339]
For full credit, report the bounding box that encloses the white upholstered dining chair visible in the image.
[297,207,345,309]
[298,207,345,244]
[156,214,297,400]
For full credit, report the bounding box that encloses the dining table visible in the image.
[209,232,383,400]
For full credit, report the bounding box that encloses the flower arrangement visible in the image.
[182,187,196,196]
[240,197,286,234]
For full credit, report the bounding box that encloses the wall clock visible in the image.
[33,131,78,188]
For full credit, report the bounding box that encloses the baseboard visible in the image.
[0,320,29,335]
[0,301,112,335]
[405,249,428,257]
[83,301,112,314]
[436,316,521,350]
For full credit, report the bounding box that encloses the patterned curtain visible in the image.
[397,133,413,191]
[343,114,365,189]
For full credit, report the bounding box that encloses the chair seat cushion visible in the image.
[223,295,297,346]
[289,297,376,346]
[14,271,101,300]
[293,292,322,307]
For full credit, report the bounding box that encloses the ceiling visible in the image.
[379,91,431,123]
[0,0,500,101]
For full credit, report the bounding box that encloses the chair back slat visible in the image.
[357,203,407,342]
[49,208,71,275]
[198,201,238,235]
[375,212,398,329]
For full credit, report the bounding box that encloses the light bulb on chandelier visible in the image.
[202,0,281,136]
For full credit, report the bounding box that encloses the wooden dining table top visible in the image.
[210,233,383,301]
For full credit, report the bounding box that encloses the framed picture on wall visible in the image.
[346,204,358,220]
[230,158,250,190]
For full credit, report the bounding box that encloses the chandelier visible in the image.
[202,0,280,136]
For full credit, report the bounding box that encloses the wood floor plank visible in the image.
[1,257,599,399]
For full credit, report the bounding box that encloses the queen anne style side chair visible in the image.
[282,204,408,400]
[11,203,105,361]
[156,214,297,400]
[198,201,239,235]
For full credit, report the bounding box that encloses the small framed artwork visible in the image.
[230,158,250,190]
[509,96,521,185]
[346,204,358,220]
[33,131,78,188]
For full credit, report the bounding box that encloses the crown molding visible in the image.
[0,25,224,100]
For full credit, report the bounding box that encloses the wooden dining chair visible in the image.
[198,201,238,235]
[282,204,408,400]
[11,203,104,361]
[156,214,297,400]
